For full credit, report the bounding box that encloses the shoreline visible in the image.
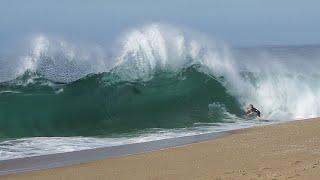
[0,130,228,176]
[2,118,320,179]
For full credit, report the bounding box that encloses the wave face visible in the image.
[1,24,320,139]
[0,66,241,138]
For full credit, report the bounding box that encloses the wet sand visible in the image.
[2,118,320,179]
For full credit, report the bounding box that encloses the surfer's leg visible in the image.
[257,112,262,120]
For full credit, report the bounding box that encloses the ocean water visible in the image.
[0,24,319,160]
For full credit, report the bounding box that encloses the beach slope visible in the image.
[2,118,320,179]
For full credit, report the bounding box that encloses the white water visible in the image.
[0,119,272,160]
[4,35,109,83]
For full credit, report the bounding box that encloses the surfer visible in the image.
[246,104,261,119]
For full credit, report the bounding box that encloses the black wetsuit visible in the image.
[251,107,261,117]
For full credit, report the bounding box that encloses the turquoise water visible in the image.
[0,65,241,138]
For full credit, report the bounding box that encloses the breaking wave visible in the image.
[0,23,320,139]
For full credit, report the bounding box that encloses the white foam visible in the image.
[10,35,109,83]
[0,119,271,161]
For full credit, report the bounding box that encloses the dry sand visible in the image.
[2,118,320,180]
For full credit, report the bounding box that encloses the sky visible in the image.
[0,0,320,52]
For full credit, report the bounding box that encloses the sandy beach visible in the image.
[2,118,320,180]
